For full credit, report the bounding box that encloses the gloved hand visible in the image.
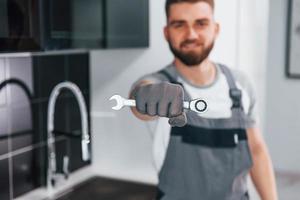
[133,82,187,127]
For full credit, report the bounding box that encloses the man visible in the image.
[130,0,278,199]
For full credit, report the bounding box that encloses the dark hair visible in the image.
[165,0,215,17]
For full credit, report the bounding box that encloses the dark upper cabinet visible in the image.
[0,0,149,52]
[0,0,41,52]
[42,0,149,50]
[105,0,149,48]
[42,0,105,50]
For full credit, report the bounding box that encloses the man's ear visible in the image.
[214,22,220,37]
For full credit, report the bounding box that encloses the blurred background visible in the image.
[0,0,299,199]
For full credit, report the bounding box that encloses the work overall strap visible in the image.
[218,64,243,110]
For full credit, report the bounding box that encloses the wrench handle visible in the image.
[124,99,136,107]
[125,98,186,108]
[183,101,190,110]
[122,98,206,114]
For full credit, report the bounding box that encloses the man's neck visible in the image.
[174,58,217,87]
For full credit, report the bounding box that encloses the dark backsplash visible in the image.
[0,52,91,199]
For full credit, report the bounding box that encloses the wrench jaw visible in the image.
[109,95,124,110]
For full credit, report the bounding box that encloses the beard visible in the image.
[168,39,215,67]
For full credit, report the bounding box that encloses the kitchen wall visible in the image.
[90,0,270,185]
[0,56,43,200]
[238,0,270,129]
[265,0,300,172]
[0,53,91,199]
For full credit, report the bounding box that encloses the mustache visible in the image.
[180,39,203,48]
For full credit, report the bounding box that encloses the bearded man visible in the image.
[129,0,278,199]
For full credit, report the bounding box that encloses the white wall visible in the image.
[238,0,269,130]
[90,0,172,184]
[210,0,239,67]
[237,2,269,198]
[265,0,300,172]
[90,0,269,185]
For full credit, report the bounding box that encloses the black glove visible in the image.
[133,82,187,127]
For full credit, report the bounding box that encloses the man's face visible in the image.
[164,2,219,66]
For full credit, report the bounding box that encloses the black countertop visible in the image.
[54,176,157,200]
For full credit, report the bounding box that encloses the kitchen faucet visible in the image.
[47,81,90,192]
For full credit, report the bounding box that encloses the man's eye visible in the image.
[171,23,184,28]
[175,24,183,28]
[196,21,208,27]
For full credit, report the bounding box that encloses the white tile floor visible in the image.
[248,171,300,200]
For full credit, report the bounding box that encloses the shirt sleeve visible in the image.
[232,69,259,128]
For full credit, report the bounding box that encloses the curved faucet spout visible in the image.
[47,81,90,191]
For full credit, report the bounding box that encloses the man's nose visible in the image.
[186,27,198,40]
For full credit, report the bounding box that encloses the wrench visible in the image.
[109,95,207,114]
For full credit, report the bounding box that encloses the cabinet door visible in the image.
[0,0,41,53]
[42,0,105,50]
[105,0,149,48]
[0,158,10,200]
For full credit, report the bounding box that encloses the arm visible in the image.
[247,127,278,200]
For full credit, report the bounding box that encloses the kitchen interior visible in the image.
[0,0,300,199]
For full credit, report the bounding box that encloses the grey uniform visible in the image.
[146,64,254,200]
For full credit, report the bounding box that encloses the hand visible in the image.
[133,82,187,127]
